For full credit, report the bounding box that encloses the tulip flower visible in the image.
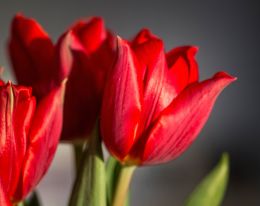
[8,14,116,141]
[0,80,65,203]
[61,17,116,141]
[8,14,71,101]
[101,29,236,166]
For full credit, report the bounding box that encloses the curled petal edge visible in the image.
[140,72,236,165]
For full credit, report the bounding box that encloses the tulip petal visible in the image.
[70,17,116,73]
[138,48,168,130]
[0,180,12,206]
[101,37,142,161]
[61,48,102,140]
[0,79,4,86]
[55,31,73,82]
[131,29,177,132]
[9,14,56,99]
[141,72,236,165]
[0,83,35,197]
[61,19,116,141]
[132,29,157,45]
[131,29,164,72]
[72,17,107,54]
[19,82,65,199]
[167,46,199,93]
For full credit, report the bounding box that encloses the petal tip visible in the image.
[90,16,104,24]
[116,36,129,48]
[192,46,199,53]
[187,46,199,56]
[214,71,237,82]
[14,12,24,19]
[116,35,122,41]
[7,80,12,86]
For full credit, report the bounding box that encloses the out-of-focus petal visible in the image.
[0,80,4,86]
[55,31,73,82]
[72,17,107,54]
[131,28,158,47]
[8,14,55,99]
[61,48,102,140]
[18,81,66,199]
[101,37,142,161]
[61,17,116,141]
[141,72,236,165]
[167,46,199,93]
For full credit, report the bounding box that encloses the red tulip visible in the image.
[9,14,116,141]
[61,17,116,141]
[101,29,236,165]
[0,80,65,203]
[9,14,71,101]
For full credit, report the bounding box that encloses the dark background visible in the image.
[0,0,259,205]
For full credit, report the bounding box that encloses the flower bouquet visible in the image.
[0,14,236,206]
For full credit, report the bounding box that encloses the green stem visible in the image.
[25,191,41,206]
[112,164,136,206]
[69,124,106,206]
[73,143,84,173]
[17,202,25,206]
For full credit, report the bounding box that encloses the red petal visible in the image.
[54,31,73,82]
[137,48,169,131]
[18,81,66,199]
[0,83,35,197]
[167,46,199,93]
[101,37,142,160]
[0,180,12,206]
[131,29,177,133]
[61,30,116,141]
[71,17,107,54]
[131,29,163,77]
[61,48,102,140]
[131,28,159,47]
[8,14,55,99]
[141,72,236,165]
[0,79,5,86]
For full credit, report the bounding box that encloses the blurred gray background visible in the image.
[0,0,259,205]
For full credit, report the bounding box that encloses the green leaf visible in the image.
[106,156,131,206]
[68,125,106,206]
[25,191,41,206]
[185,153,230,206]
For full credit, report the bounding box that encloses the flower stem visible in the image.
[73,143,84,173]
[69,124,106,206]
[112,164,136,206]
[17,202,24,206]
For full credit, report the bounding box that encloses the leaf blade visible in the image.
[185,153,229,206]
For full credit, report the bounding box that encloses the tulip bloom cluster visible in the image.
[0,14,236,206]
